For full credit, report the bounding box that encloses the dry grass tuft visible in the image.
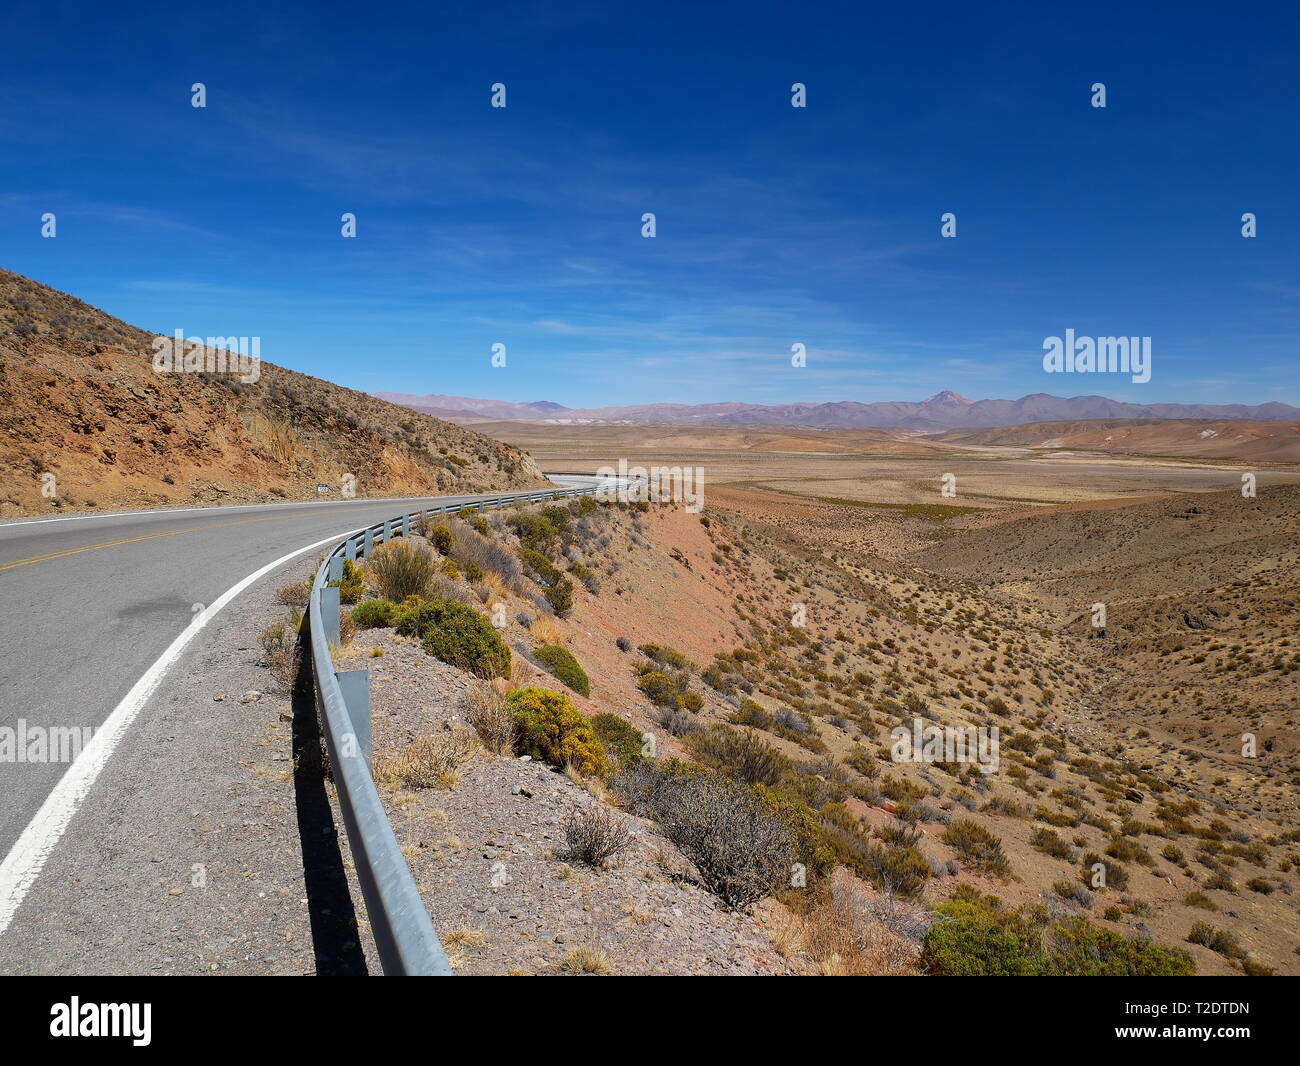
[559,946,611,975]
[775,879,922,976]
[373,730,478,789]
[465,683,515,755]
[443,927,488,949]
[530,616,566,646]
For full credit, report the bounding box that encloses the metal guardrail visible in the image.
[307,484,598,975]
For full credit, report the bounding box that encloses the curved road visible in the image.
[0,479,601,935]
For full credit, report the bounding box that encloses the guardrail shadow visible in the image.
[290,622,369,976]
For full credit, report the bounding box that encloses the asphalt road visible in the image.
[0,480,598,913]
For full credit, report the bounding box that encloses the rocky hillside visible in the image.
[265,481,1300,975]
[0,268,547,517]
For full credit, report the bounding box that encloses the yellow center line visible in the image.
[0,503,426,574]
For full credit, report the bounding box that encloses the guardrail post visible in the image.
[321,585,341,648]
[363,528,374,556]
[328,555,344,583]
[382,519,392,542]
[345,539,357,563]
[336,669,372,764]
[402,514,410,537]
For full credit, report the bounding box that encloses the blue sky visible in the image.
[1,0,1296,408]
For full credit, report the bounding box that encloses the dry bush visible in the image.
[557,804,634,867]
[442,927,488,950]
[445,517,520,582]
[260,621,301,690]
[373,730,477,789]
[778,879,922,976]
[410,511,435,539]
[530,616,565,645]
[465,684,515,755]
[658,706,702,737]
[482,571,512,603]
[339,608,358,646]
[274,580,310,607]
[367,541,436,602]
[616,763,793,909]
[260,620,289,659]
[559,946,610,975]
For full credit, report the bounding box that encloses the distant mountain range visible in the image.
[373,390,1300,432]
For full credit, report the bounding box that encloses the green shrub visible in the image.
[845,745,879,779]
[638,643,692,670]
[685,725,793,788]
[570,562,599,593]
[509,686,606,777]
[755,785,836,883]
[923,893,1195,976]
[366,542,435,602]
[1187,922,1244,959]
[922,899,1040,975]
[351,599,397,629]
[544,578,574,617]
[942,819,1012,877]
[730,699,775,729]
[635,664,698,710]
[534,644,590,696]
[539,505,572,534]
[520,548,562,586]
[395,598,510,678]
[592,713,644,772]
[637,671,678,708]
[508,514,559,552]
[391,595,426,635]
[330,558,365,604]
[428,524,454,553]
[858,840,933,900]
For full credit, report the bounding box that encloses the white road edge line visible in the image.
[0,524,367,936]
[0,495,467,530]
[0,477,592,530]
